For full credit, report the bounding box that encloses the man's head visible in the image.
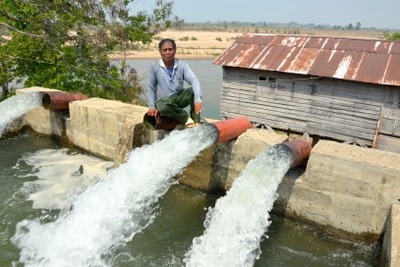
[159,38,176,66]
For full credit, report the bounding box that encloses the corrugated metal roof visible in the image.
[213,34,400,86]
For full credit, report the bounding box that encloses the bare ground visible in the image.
[109,30,241,60]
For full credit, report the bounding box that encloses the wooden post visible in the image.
[372,113,383,149]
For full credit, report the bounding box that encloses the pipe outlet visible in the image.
[42,91,88,110]
[280,139,312,168]
[211,117,254,143]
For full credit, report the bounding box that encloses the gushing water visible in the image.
[0,92,43,137]
[12,124,218,267]
[184,144,294,267]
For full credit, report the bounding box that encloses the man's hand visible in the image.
[147,108,158,117]
[194,102,204,114]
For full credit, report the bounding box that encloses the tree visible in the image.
[172,15,185,31]
[223,21,229,30]
[355,22,362,30]
[387,32,400,41]
[346,23,354,31]
[0,0,175,102]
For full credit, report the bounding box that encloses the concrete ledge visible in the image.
[277,140,400,242]
[380,204,400,267]
[67,98,148,163]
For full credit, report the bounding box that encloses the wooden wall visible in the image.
[381,87,400,137]
[220,67,400,147]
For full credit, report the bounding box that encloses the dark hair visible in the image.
[158,38,176,50]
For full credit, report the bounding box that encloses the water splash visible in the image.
[16,149,115,210]
[12,124,218,267]
[0,92,43,137]
[184,144,293,267]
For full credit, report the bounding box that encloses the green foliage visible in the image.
[190,36,197,41]
[178,36,189,41]
[215,37,222,41]
[386,32,400,41]
[0,0,175,102]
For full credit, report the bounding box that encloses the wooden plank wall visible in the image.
[381,87,400,137]
[376,134,400,153]
[220,67,387,145]
[307,79,382,143]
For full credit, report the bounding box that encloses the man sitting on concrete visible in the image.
[145,38,204,128]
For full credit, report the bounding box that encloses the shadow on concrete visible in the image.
[272,165,306,218]
[208,140,235,194]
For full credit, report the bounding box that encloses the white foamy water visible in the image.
[184,145,294,267]
[12,125,218,267]
[15,149,115,209]
[0,92,43,137]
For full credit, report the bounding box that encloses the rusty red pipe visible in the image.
[142,115,255,143]
[280,139,312,168]
[211,117,254,143]
[210,118,311,167]
[41,91,88,110]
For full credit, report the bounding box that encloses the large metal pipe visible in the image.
[280,139,312,168]
[211,117,254,143]
[42,91,88,110]
[142,114,254,142]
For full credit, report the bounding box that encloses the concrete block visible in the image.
[68,98,148,163]
[380,204,400,267]
[178,145,217,192]
[283,140,400,242]
[224,129,288,190]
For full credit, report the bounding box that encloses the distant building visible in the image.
[213,34,400,153]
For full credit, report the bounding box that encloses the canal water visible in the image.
[0,133,379,266]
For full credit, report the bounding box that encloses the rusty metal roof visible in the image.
[213,34,400,86]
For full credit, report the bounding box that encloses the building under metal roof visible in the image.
[213,34,400,87]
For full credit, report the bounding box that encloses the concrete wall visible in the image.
[67,98,148,163]
[15,87,400,265]
[380,204,400,267]
[275,141,400,243]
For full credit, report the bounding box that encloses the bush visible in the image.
[389,32,400,41]
[190,36,197,41]
[178,36,189,41]
[215,37,222,41]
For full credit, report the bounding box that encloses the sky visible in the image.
[130,0,400,30]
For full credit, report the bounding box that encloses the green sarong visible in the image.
[155,87,201,125]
